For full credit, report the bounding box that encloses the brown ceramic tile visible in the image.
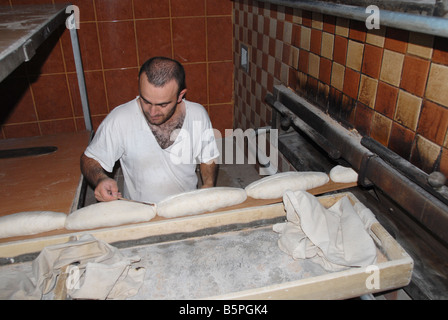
[95,0,133,21]
[319,57,332,85]
[183,63,208,105]
[104,68,138,109]
[379,49,404,86]
[384,27,408,53]
[62,23,102,72]
[433,36,448,66]
[3,123,40,139]
[171,0,205,17]
[173,17,207,63]
[354,101,373,136]
[417,100,448,145]
[298,50,309,73]
[26,26,65,75]
[291,24,301,48]
[333,35,347,65]
[401,55,430,97]
[358,75,378,109]
[362,44,383,78]
[133,0,170,19]
[310,29,322,55]
[308,53,320,79]
[395,90,422,131]
[0,76,36,124]
[375,81,398,118]
[206,0,233,15]
[389,122,415,160]
[346,40,364,71]
[301,10,312,27]
[98,21,138,69]
[322,14,336,34]
[40,119,76,136]
[343,67,360,99]
[31,74,73,121]
[208,104,234,137]
[68,71,108,117]
[135,19,172,65]
[349,20,366,43]
[208,61,233,104]
[370,113,392,146]
[426,63,448,107]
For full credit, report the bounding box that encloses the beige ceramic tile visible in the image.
[346,40,364,71]
[380,49,404,86]
[321,32,334,60]
[290,46,299,69]
[395,90,422,131]
[366,27,386,47]
[335,17,349,37]
[358,75,378,108]
[371,112,392,145]
[300,26,311,51]
[425,63,448,107]
[308,52,320,79]
[312,12,323,30]
[292,8,302,24]
[331,62,345,91]
[407,32,433,59]
[413,134,441,171]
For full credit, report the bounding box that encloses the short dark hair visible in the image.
[139,57,186,95]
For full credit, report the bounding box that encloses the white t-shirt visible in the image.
[84,98,220,203]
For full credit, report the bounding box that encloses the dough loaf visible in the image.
[329,165,358,183]
[0,211,67,239]
[157,187,247,218]
[65,200,156,230]
[245,171,329,199]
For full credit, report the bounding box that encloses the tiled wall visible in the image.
[0,0,233,138]
[233,0,448,176]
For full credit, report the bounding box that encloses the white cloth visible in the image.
[0,235,145,300]
[85,98,220,203]
[273,191,378,271]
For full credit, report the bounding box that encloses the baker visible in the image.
[80,57,220,203]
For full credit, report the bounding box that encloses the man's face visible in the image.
[138,76,186,126]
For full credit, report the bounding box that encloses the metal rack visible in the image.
[0,3,92,131]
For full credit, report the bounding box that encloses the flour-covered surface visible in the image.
[125,226,327,299]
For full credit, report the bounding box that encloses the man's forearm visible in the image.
[80,153,110,186]
[200,160,218,188]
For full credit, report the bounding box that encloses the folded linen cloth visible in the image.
[273,191,378,271]
[0,234,145,300]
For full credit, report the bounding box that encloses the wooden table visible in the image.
[0,131,91,216]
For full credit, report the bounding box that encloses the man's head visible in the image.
[139,57,186,97]
[138,57,187,125]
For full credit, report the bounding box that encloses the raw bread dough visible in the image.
[65,200,156,230]
[157,187,247,218]
[245,171,329,199]
[329,165,358,183]
[0,211,67,239]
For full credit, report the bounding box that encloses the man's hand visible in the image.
[94,177,121,202]
[81,153,121,202]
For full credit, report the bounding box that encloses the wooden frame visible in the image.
[0,191,413,299]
